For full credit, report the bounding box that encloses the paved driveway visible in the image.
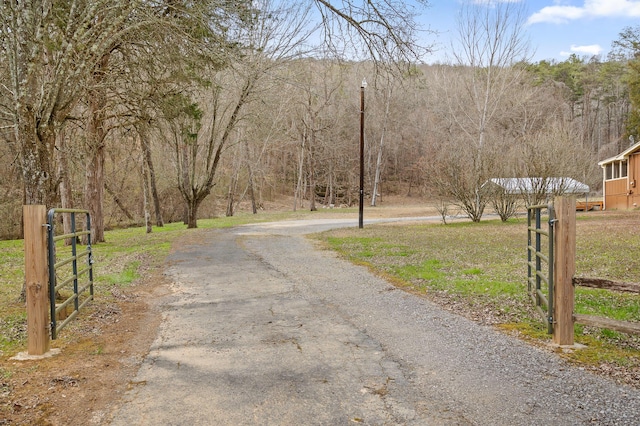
[108,218,640,425]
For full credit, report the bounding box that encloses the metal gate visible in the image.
[527,203,555,334]
[47,208,94,339]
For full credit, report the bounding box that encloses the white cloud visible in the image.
[560,44,603,56]
[528,0,640,24]
[528,6,585,24]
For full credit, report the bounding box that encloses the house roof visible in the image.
[598,140,640,166]
[485,177,590,195]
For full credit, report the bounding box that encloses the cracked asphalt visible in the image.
[107,218,640,425]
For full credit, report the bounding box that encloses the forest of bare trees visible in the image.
[1,0,639,239]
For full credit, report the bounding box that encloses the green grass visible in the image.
[103,260,141,286]
[393,259,447,285]
[2,207,639,376]
[0,209,314,355]
[0,313,27,354]
[575,289,640,321]
[323,220,530,300]
[317,212,640,372]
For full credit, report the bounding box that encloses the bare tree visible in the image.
[287,61,346,211]
[371,80,392,207]
[312,0,431,63]
[429,1,531,222]
[162,0,430,225]
[140,135,152,234]
[515,123,597,206]
[488,186,520,222]
[162,1,316,227]
[0,1,149,206]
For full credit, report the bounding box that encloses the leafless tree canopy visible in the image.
[313,0,432,62]
[0,0,637,239]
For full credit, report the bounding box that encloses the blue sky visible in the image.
[420,0,640,63]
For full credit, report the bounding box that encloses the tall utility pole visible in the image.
[359,78,367,229]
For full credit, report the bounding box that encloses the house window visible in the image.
[605,160,629,180]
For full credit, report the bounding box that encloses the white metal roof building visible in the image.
[484,177,589,195]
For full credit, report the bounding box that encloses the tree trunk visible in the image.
[13,17,57,209]
[324,180,330,206]
[105,183,134,220]
[294,130,306,211]
[84,54,110,243]
[248,174,257,214]
[372,87,391,207]
[244,139,257,214]
[85,143,105,242]
[308,137,317,212]
[141,148,152,234]
[19,123,57,207]
[17,123,58,301]
[226,173,237,217]
[186,197,202,229]
[140,128,163,227]
[57,131,74,244]
[181,142,190,225]
[85,147,105,236]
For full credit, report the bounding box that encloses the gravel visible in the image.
[237,219,640,425]
[111,218,640,425]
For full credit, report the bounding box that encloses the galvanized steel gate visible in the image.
[47,208,94,339]
[527,203,555,334]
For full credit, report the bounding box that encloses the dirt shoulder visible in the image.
[1,202,435,425]
[0,269,167,425]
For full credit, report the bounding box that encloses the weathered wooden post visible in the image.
[553,196,576,346]
[23,205,50,355]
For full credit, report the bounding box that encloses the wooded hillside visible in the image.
[1,1,638,239]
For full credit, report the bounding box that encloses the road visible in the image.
[107,218,640,425]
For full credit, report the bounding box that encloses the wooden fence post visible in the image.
[553,196,576,346]
[24,205,50,355]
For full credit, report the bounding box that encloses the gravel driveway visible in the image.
[108,218,640,425]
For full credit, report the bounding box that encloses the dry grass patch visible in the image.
[318,211,640,387]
